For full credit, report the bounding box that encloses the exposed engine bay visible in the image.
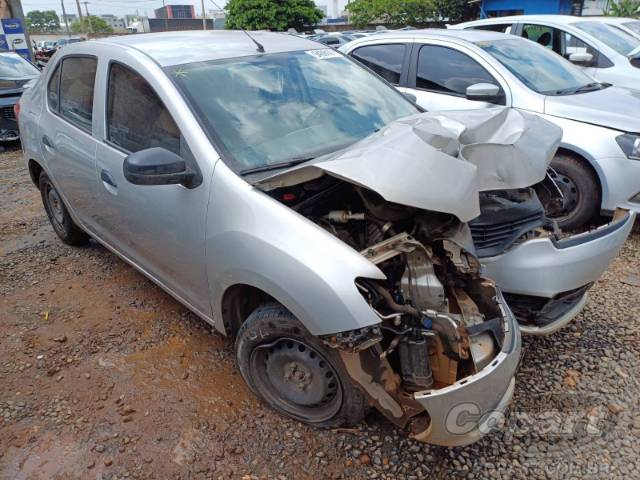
[268,175,508,437]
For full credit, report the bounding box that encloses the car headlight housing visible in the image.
[616,134,640,160]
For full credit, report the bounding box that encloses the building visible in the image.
[100,14,126,31]
[154,4,196,19]
[479,0,585,17]
[582,0,609,15]
[61,13,76,29]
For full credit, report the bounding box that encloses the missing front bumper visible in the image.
[411,298,521,446]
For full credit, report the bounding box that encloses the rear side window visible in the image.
[416,45,500,96]
[351,44,406,84]
[47,65,60,112]
[107,63,180,155]
[58,57,97,131]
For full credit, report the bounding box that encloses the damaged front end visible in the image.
[250,107,559,445]
[260,177,521,446]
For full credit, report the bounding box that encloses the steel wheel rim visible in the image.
[545,170,580,220]
[46,185,65,225]
[249,338,343,423]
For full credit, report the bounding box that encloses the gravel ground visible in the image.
[1,144,639,480]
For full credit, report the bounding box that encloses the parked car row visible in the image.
[14,20,638,448]
[34,37,84,68]
[340,28,640,229]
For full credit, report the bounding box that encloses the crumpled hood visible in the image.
[256,107,562,222]
[545,86,640,133]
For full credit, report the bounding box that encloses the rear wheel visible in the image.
[39,172,90,246]
[539,153,600,230]
[235,303,367,427]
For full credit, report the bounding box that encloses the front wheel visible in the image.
[235,303,367,427]
[538,154,600,230]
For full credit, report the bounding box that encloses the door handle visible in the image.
[42,135,55,150]
[100,169,117,188]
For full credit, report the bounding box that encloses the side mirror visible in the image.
[465,82,501,102]
[568,52,594,65]
[403,92,417,103]
[123,147,198,188]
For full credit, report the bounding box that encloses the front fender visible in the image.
[206,162,385,336]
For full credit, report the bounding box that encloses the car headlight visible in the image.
[616,134,640,160]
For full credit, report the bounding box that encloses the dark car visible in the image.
[0,51,40,142]
[315,34,355,48]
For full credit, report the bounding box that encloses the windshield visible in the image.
[0,53,40,79]
[623,21,640,36]
[477,38,596,95]
[573,21,640,55]
[167,50,418,172]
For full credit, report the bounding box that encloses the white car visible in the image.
[451,15,640,90]
[597,16,640,40]
[340,29,636,333]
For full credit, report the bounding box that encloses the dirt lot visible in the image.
[1,144,639,480]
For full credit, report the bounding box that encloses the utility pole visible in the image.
[82,1,93,34]
[162,0,168,32]
[74,0,84,33]
[61,0,71,38]
[201,0,206,30]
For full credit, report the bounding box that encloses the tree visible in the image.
[432,0,466,22]
[225,0,323,31]
[71,16,113,33]
[26,10,60,33]
[346,0,435,28]
[606,0,640,17]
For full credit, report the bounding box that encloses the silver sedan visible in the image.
[18,31,534,446]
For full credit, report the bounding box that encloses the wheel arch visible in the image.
[220,283,277,337]
[28,158,44,187]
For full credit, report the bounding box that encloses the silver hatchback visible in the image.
[16,31,543,446]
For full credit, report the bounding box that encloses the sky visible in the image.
[21,0,349,18]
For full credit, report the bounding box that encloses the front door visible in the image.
[39,56,99,229]
[92,62,211,316]
[406,43,507,112]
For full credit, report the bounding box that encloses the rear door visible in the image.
[39,55,99,230]
[406,42,508,111]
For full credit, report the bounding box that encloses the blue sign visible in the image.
[1,18,24,35]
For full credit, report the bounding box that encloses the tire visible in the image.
[39,172,90,246]
[542,154,600,230]
[235,303,367,428]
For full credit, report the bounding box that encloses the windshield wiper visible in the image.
[239,156,315,176]
[554,82,605,95]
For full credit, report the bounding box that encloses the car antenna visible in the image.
[241,29,265,53]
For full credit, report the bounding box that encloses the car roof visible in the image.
[345,28,514,45]
[93,30,323,66]
[456,14,599,27]
[596,16,640,24]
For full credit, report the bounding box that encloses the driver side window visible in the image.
[106,63,181,155]
[415,45,504,103]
